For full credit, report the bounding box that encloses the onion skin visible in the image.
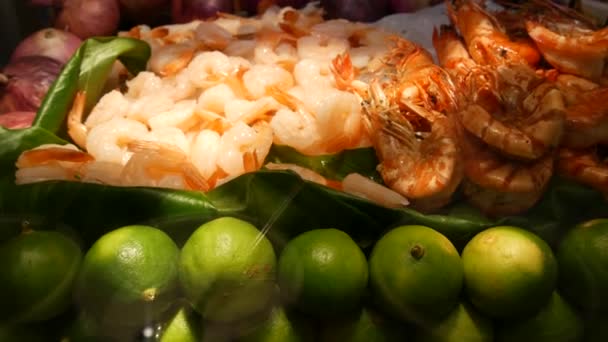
[0,56,63,113]
[0,112,37,129]
[172,0,234,23]
[119,0,171,24]
[55,0,121,39]
[321,0,389,22]
[390,0,432,13]
[10,28,82,65]
[277,0,312,9]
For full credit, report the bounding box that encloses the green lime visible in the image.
[236,306,315,342]
[369,225,463,323]
[158,306,202,342]
[0,216,47,243]
[74,225,180,328]
[415,301,493,342]
[0,323,49,342]
[320,306,409,342]
[179,217,277,322]
[584,313,608,342]
[0,230,82,324]
[496,291,583,342]
[557,218,608,312]
[61,312,105,342]
[61,311,151,342]
[462,226,557,318]
[278,228,368,318]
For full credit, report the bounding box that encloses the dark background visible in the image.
[1,1,53,66]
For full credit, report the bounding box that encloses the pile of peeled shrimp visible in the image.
[14,0,608,217]
[15,4,410,208]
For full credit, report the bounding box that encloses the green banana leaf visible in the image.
[0,36,606,251]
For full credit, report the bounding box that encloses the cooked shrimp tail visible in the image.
[123,140,211,191]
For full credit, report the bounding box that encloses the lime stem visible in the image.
[21,220,33,234]
[410,244,425,260]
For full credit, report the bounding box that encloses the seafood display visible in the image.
[430,0,607,215]
[17,5,392,189]
[13,0,608,216]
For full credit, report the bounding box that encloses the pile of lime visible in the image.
[1,215,607,340]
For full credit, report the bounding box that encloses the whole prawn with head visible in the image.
[499,0,608,81]
[433,23,566,161]
[433,24,559,216]
[446,0,541,68]
[362,79,463,213]
[358,37,463,212]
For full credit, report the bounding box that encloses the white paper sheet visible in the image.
[374,3,450,62]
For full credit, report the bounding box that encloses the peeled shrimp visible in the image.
[84,90,131,128]
[147,126,191,155]
[296,35,349,62]
[15,144,94,185]
[252,28,299,67]
[216,121,274,182]
[185,51,245,89]
[194,21,234,51]
[293,58,334,89]
[313,89,366,153]
[270,107,321,154]
[124,71,164,98]
[147,100,198,131]
[264,163,410,208]
[268,86,366,155]
[85,118,149,165]
[242,64,294,99]
[224,96,281,124]
[190,129,222,181]
[148,41,197,77]
[196,83,237,114]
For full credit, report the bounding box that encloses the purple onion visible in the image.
[119,0,170,24]
[172,0,234,23]
[10,28,82,65]
[0,112,37,129]
[321,0,390,22]
[0,56,63,114]
[390,0,432,13]
[55,0,121,39]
